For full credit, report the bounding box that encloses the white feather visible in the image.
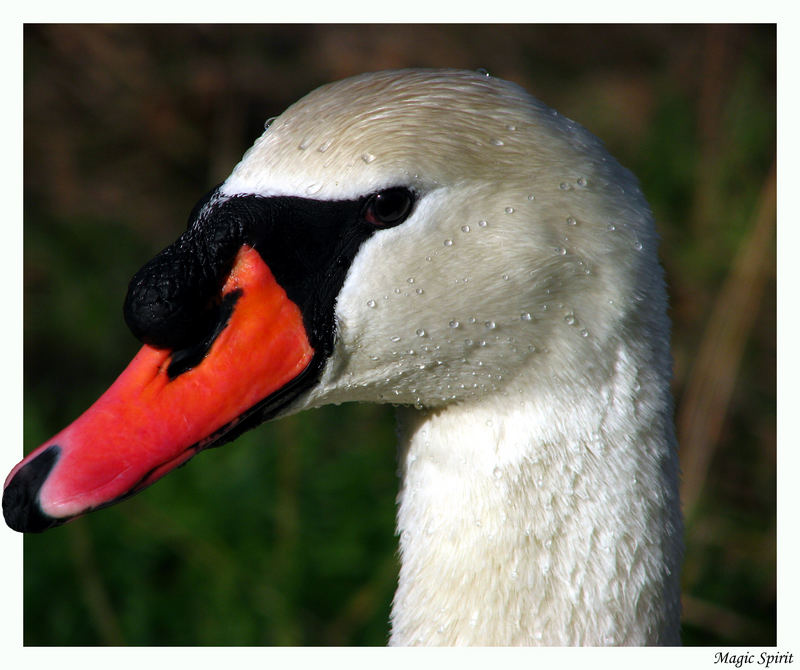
[224,68,682,645]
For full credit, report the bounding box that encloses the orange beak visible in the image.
[4,245,314,531]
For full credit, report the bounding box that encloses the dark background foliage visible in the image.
[19,24,775,645]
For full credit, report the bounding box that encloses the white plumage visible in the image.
[222,68,682,645]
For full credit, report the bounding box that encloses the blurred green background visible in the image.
[20,25,775,645]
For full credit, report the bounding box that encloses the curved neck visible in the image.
[389,340,683,646]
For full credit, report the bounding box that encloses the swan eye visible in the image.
[363,188,415,227]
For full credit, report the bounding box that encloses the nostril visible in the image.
[166,289,242,379]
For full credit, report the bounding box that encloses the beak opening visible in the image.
[5,245,315,532]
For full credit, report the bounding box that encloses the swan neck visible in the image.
[389,344,682,645]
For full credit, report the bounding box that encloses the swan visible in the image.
[5,68,683,645]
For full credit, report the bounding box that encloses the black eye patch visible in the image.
[123,186,417,371]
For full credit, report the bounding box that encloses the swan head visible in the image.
[4,68,669,534]
[225,69,665,410]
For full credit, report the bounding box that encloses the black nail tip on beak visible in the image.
[3,445,65,533]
